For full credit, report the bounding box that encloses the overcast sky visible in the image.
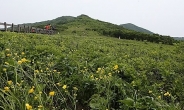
[0,0,184,37]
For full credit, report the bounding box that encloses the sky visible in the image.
[0,0,184,37]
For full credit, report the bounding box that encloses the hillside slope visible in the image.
[0,32,183,109]
[120,23,154,34]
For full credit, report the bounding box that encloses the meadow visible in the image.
[0,32,184,110]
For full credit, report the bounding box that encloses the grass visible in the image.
[0,31,184,110]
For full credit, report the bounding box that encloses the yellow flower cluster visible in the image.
[164,92,171,96]
[148,90,152,93]
[25,103,32,110]
[18,58,28,64]
[7,80,13,85]
[4,86,10,92]
[96,68,105,74]
[21,52,25,55]
[5,48,10,51]
[34,70,39,73]
[28,86,34,94]
[6,54,11,57]
[62,85,67,89]
[113,65,118,70]
[49,91,55,96]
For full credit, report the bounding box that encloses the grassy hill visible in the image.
[0,31,184,109]
[24,14,176,45]
[120,23,154,34]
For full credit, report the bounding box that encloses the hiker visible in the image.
[45,24,49,30]
[45,24,52,34]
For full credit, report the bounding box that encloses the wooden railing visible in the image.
[0,22,54,34]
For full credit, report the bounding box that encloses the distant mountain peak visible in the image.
[77,14,91,18]
[120,23,154,34]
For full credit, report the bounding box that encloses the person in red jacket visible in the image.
[45,24,52,34]
[45,24,49,30]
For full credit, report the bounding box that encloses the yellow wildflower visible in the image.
[34,70,39,73]
[164,92,171,96]
[90,75,94,79]
[7,80,13,85]
[56,83,61,86]
[18,60,22,64]
[97,68,101,71]
[5,49,10,51]
[73,87,78,91]
[148,90,152,93]
[3,68,7,72]
[62,85,67,89]
[108,73,112,76]
[49,91,55,96]
[25,103,32,110]
[5,62,9,65]
[6,54,11,57]
[53,70,57,72]
[28,88,34,94]
[21,52,25,55]
[74,93,77,97]
[113,65,118,70]
[38,105,43,108]
[21,58,28,62]
[158,95,161,99]
[16,83,21,86]
[4,86,10,92]
[34,96,38,100]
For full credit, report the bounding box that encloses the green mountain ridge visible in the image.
[23,14,176,45]
[25,15,154,35]
[120,23,154,34]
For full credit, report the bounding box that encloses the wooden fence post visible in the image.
[20,27,22,32]
[28,26,30,33]
[12,23,14,32]
[24,25,26,33]
[4,22,7,31]
[18,25,20,33]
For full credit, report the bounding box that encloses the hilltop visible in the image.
[24,14,175,45]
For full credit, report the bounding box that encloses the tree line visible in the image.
[88,28,176,45]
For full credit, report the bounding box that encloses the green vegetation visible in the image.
[173,37,184,41]
[25,14,176,45]
[120,23,154,34]
[0,31,184,110]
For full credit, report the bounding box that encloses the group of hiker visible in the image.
[30,24,54,35]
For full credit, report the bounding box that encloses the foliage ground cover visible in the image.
[0,32,184,110]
